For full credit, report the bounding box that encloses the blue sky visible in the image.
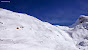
[0,0,88,26]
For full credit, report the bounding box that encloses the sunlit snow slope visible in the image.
[0,8,79,50]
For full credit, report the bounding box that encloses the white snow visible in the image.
[1,8,88,50]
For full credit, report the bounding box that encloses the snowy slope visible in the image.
[0,8,79,50]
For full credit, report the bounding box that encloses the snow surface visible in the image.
[0,8,88,50]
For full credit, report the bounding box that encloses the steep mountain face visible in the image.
[0,8,79,50]
[66,15,88,50]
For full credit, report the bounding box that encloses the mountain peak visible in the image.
[70,15,88,28]
[78,15,88,23]
[67,15,88,50]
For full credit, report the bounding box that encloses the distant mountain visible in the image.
[67,15,88,50]
[0,8,87,50]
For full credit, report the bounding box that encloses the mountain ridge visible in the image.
[0,8,88,50]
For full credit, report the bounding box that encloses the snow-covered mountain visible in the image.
[67,15,88,50]
[0,8,87,50]
[56,15,88,50]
